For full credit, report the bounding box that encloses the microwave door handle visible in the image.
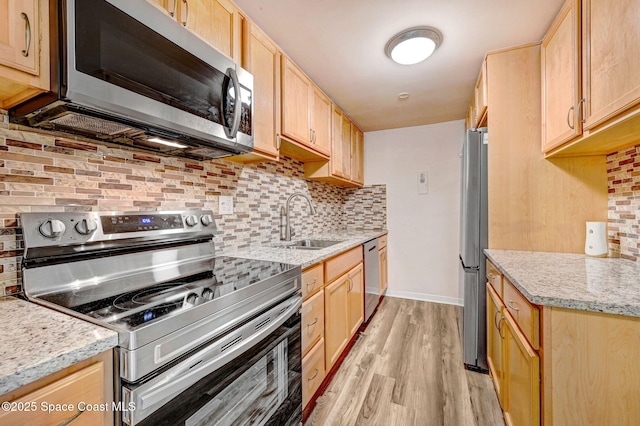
[227,68,242,138]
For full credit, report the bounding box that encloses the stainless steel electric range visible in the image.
[20,210,302,426]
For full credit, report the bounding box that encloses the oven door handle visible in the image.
[131,296,301,415]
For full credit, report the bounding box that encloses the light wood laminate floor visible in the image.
[306,297,505,426]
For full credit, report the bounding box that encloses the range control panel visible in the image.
[20,210,216,250]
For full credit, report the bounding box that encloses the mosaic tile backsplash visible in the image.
[607,144,640,261]
[0,124,386,295]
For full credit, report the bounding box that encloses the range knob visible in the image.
[39,219,66,239]
[201,214,213,226]
[201,288,214,301]
[186,293,199,304]
[75,218,98,235]
[185,215,198,227]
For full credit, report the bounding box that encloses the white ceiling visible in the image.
[233,0,565,132]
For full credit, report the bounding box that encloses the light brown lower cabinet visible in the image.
[378,245,388,294]
[324,270,350,369]
[302,337,326,408]
[0,350,113,426]
[487,259,640,425]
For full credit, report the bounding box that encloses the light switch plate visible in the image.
[418,171,428,194]
[219,196,234,215]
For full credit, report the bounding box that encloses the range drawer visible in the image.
[301,289,324,356]
[302,338,326,408]
[486,259,503,296]
[302,263,324,300]
[325,246,363,284]
[503,277,540,350]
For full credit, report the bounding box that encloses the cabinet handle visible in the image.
[170,0,177,17]
[57,407,85,426]
[306,278,317,289]
[181,0,189,26]
[577,98,586,124]
[276,134,281,150]
[307,368,319,381]
[507,300,519,312]
[497,317,505,339]
[307,317,318,327]
[493,310,501,330]
[566,105,575,130]
[347,277,353,292]
[21,12,31,57]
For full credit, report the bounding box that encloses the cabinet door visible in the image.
[179,0,239,60]
[486,284,505,407]
[310,86,331,156]
[301,289,324,357]
[0,0,38,75]
[147,0,178,17]
[244,23,280,159]
[541,0,581,152]
[474,61,488,127]
[503,312,540,426]
[583,0,640,130]
[351,124,364,184]
[324,273,349,370]
[347,263,364,337]
[281,57,312,146]
[302,338,326,409]
[378,246,388,293]
[341,115,352,178]
[330,106,347,178]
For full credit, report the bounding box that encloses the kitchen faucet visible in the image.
[280,192,317,241]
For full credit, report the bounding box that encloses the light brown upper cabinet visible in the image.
[474,60,488,127]
[228,19,280,163]
[543,0,640,156]
[351,123,364,185]
[148,0,242,61]
[541,0,581,152]
[280,56,330,160]
[0,0,50,109]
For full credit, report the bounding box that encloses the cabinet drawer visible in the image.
[325,246,363,284]
[301,289,324,356]
[378,234,387,249]
[486,259,503,296]
[503,277,540,350]
[0,362,104,426]
[302,338,326,408]
[302,263,324,300]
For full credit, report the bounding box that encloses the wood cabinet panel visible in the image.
[486,259,503,297]
[347,263,364,337]
[341,113,352,179]
[302,337,326,408]
[0,0,49,109]
[378,234,387,249]
[474,60,488,127]
[503,311,540,426]
[330,105,345,178]
[583,0,640,130]
[0,362,105,426]
[324,273,349,370]
[180,0,238,59]
[311,86,331,156]
[503,278,540,350]
[281,56,311,146]
[541,0,582,151]
[301,289,324,357]
[486,284,505,408]
[378,245,388,294]
[325,246,362,284]
[302,263,324,300]
[351,124,364,185]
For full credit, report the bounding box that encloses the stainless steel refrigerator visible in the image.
[459,128,488,372]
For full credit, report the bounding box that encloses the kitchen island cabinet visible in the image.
[0,0,50,109]
[486,250,640,426]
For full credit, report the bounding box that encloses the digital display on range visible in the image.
[100,214,184,234]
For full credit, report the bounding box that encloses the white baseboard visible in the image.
[385,289,463,306]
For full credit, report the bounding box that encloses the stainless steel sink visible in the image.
[283,239,342,250]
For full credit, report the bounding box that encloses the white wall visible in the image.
[365,120,465,305]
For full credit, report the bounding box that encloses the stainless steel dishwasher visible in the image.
[363,239,380,323]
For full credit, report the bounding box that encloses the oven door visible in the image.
[122,296,302,426]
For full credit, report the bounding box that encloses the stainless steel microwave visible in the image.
[10,0,253,159]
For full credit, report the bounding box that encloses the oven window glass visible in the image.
[137,314,301,426]
[74,0,251,135]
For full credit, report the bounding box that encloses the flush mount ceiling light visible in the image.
[385,26,442,65]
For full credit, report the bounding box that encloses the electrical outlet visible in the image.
[418,171,428,194]
[219,196,234,215]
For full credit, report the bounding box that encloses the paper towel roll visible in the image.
[585,221,607,257]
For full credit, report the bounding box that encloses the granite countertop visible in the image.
[485,249,640,317]
[223,229,388,268]
[0,297,118,395]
